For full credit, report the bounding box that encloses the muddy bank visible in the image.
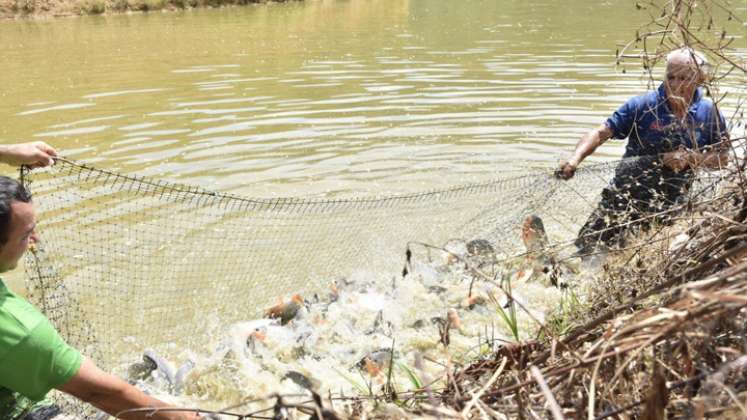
[0,0,297,19]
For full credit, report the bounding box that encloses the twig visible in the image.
[529,366,564,420]
[461,357,508,416]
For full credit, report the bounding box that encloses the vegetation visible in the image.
[0,0,298,19]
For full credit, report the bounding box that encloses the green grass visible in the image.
[544,286,584,337]
[488,275,520,341]
[397,361,423,390]
[332,366,369,396]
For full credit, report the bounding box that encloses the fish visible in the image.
[411,319,426,329]
[130,350,195,395]
[283,370,321,391]
[243,321,309,362]
[142,349,176,388]
[427,285,448,294]
[364,357,383,379]
[522,215,549,253]
[328,277,353,302]
[225,318,275,357]
[520,215,560,287]
[173,360,195,395]
[265,294,306,325]
[356,348,394,375]
[461,293,487,309]
[521,214,558,287]
[441,238,496,271]
[467,239,496,264]
[447,308,462,331]
[127,355,157,382]
[329,282,340,302]
[466,238,495,257]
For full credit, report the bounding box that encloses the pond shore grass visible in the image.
[0,0,298,19]
[330,152,747,419]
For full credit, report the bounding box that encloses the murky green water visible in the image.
[1,0,746,413]
[2,0,743,198]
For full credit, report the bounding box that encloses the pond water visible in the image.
[1,0,746,414]
[3,0,743,198]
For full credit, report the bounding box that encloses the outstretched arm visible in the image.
[557,124,614,179]
[0,142,57,168]
[57,358,201,420]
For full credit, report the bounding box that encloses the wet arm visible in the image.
[558,124,614,179]
[57,358,200,420]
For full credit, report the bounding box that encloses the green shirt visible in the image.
[0,279,82,419]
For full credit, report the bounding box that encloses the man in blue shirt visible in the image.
[557,48,729,255]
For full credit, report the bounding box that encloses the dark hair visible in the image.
[0,176,32,246]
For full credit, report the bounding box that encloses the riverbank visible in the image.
[0,0,296,19]
[149,151,747,419]
[322,151,747,419]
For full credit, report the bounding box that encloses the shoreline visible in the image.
[0,0,298,20]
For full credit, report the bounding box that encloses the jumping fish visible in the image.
[447,308,462,331]
[127,354,158,383]
[283,370,321,391]
[142,349,176,387]
[442,238,496,269]
[356,348,394,374]
[173,360,195,395]
[265,294,306,325]
[521,215,550,254]
[519,214,581,287]
[466,239,496,268]
[518,215,559,286]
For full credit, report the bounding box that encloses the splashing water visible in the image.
[120,241,575,412]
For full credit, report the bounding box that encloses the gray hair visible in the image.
[666,47,710,75]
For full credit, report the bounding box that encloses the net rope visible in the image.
[18,153,733,416]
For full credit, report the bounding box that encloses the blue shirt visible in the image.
[605,83,727,158]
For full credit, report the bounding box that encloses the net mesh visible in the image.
[18,154,731,416]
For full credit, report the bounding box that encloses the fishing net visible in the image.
[18,152,732,416]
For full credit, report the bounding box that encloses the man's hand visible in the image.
[556,124,612,180]
[555,160,577,180]
[0,142,57,168]
[662,148,693,173]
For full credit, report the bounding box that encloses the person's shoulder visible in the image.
[693,92,725,120]
[694,94,717,109]
[0,287,47,344]
[621,89,660,110]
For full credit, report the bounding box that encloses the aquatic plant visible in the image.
[331,366,368,397]
[396,362,423,391]
[487,278,520,342]
[544,286,584,337]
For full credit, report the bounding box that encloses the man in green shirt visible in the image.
[0,142,201,420]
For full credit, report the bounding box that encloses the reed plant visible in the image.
[487,276,520,342]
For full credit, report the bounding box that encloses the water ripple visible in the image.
[5,1,744,198]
